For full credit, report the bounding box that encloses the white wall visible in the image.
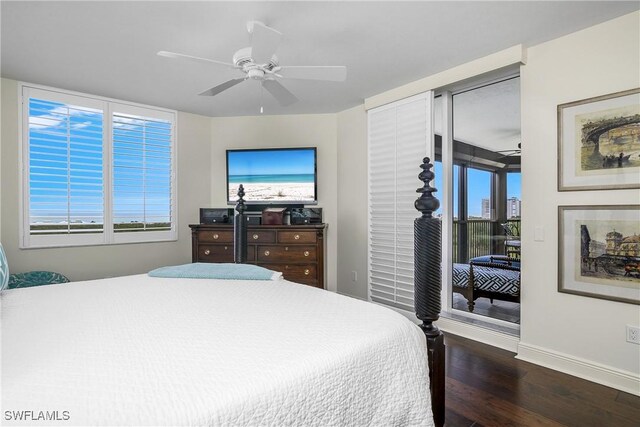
[336,105,368,299]
[209,114,339,292]
[333,11,640,393]
[518,12,640,391]
[0,78,212,280]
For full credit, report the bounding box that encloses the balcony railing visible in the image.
[452,219,520,264]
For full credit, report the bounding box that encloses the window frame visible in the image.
[19,83,178,249]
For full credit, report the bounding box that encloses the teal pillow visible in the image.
[0,243,9,291]
[7,271,70,289]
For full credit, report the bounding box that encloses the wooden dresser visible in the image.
[189,224,326,289]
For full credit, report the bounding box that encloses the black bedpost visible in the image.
[414,157,445,427]
[234,184,247,264]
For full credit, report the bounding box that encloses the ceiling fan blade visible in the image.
[262,80,298,106]
[157,51,236,68]
[198,78,246,96]
[250,22,282,64]
[277,66,347,82]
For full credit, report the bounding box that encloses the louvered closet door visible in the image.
[368,92,432,312]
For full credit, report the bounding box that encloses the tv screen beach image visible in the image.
[227,149,316,202]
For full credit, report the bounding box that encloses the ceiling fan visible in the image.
[158,21,347,108]
[496,142,522,164]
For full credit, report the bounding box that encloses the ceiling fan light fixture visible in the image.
[247,68,265,80]
[232,47,279,69]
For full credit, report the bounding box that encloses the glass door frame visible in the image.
[436,72,522,331]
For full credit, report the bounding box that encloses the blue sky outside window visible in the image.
[112,114,172,230]
[28,98,104,234]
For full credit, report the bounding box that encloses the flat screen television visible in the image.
[226,147,317,205]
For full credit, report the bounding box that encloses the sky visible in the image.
[433,161,521,217]
[28,98,172,228]
[227,148,316,176]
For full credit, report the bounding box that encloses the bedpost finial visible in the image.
[415,157,440,218]
[236,184,247,214]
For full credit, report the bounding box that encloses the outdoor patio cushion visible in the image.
[453,263,520,296]
[469,255,520,269]
[7,271,70,289]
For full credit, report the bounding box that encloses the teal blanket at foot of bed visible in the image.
[148,263,283,281]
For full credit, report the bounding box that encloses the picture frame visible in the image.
[557,88,640,191]
[558,205,640,305]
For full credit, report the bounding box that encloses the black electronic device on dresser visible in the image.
[200,208,234,224]
[290,208,322,225]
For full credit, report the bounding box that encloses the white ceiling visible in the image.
[444,76,522,153]
[2,1,638,117]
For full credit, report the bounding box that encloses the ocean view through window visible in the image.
[21,84,176,248]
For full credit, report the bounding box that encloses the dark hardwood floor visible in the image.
[444,334,640,426]
[452,294,520,324]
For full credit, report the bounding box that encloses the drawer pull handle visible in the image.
[253,234,259,240]
[304,251,310,257]
[264,250,270,256]
[204,249,211,255]
[285,246,289,251]
[304,269,310,276]
[294,234,300,240]
[224,246,228,250]
[213,233,219,240]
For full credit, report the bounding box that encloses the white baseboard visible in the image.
[517,342,640,396]
[436,316,520,352]
[364,298,639,395]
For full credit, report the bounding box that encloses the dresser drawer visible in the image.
[260,264,318,287]
[198,245,233,262]
[283,264,317,285]
[248,230,276,243]
[257,245,316,262]
[198,245,255,262]
[278,231,316,244]
[198,230,234,243]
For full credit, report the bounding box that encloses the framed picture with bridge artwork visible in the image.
[558,205,640,305]
[557,88,640,191]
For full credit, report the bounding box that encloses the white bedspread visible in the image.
[1,275,433,426]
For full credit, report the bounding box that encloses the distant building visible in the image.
[506,197,521,219]
[481,198,491,219]
[606,231,640,257]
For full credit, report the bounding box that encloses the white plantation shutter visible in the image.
[368,92,432,311]
[111,104,175,243]
[23,88,106,247]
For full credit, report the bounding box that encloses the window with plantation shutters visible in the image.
[368,92,433,312]
[111,105,175,243]
[20,85,176,248]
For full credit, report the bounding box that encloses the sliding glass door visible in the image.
[436,76,522,330]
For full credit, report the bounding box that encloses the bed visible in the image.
[2,274,433,426]
[1,159,445,426]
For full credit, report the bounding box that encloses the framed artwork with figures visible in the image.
[558,205,640,305]
[557,88,640,191]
